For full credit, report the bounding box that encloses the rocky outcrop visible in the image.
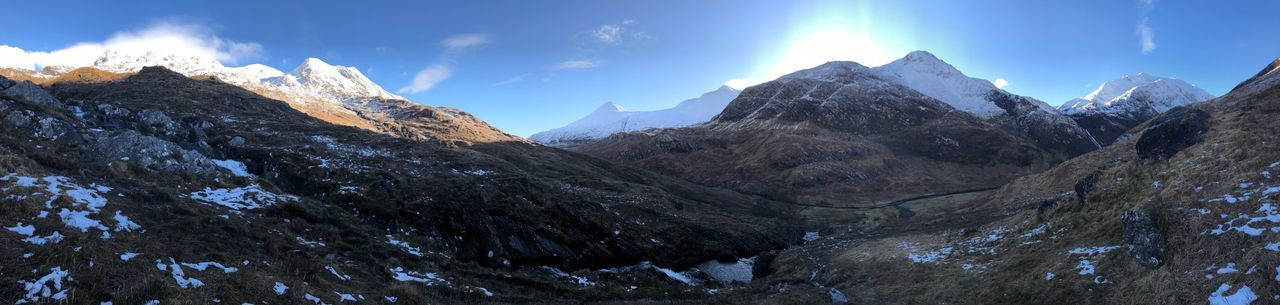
[1074,171,1100,204]
[1122,210,1164,269]
[91,130,221,176]
[1135,106,1211,160]
[987,90,1100,157]
[0,78,63,109]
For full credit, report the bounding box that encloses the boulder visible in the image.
[0,80,63,109]
[137,109,183,135]
[1122,210,1164,269]
[33,117,79,141]
[1074,171,1100,204]
[1135,106,1210,160]
[92,130,220,176]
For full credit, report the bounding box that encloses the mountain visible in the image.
[7,49,524,146]
[575,58,1069,211]
[529,86,741,145]
[874,51,1101,156]
[1059,73,1215,144]
[0,67,798,304]
[716,56,1280,304]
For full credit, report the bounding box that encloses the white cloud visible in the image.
[1137,0,1156,54]
[0,22,264,70]
[398,64,453,94]
[992,78,1009,89]
[442,33,492,51]
[579,21,648,46]
[550,59,605,71]
[592,25,623,44]
[494,73,529,86]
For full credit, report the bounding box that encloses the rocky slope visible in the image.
[7,50,518,146]
[710,57,1280,304]
[1060,73,1216,145]
[529,86,742,145]
[573,60,1066,218]
[0,68,799,304]
[570,53,1102,217]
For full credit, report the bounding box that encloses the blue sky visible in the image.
[2,0,1279,136]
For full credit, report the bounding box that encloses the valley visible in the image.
[1,4,1278,303]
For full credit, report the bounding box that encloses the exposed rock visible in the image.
[96,103,131,118]
[0,79,63,109]
[4,110,32,127]
[137,108,182,135]
[33,117,79,141]
[1135,106,1210,160]
[1073,171,1100,204]
[1122,210,1164,269]
[91,130,219,175]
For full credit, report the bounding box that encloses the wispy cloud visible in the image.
[398,33,493,94]
[550,59,605,71]
[398,64,452,94]
[578,20,649,47]
[494,73,530,86]
[0,21,264,70]
[1137,0,1156,54]
[442,33,492,51]
[992,78,1009,89]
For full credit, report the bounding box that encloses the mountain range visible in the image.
[529,85,741,145]
[1,41,1267,305]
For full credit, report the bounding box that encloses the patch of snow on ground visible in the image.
[112,211,140,232]
[1209,283,1258,305]
[23,232,64,245]
[304,293,330,305]
[386,235,423,256]
[1210,203,1280,236]
[190,184,298,211]
[655,266,699,285]
[390,267,445,285]
[120,252,140,261]
[907,246,954,263]
[325,265,351,281]
[157,258,204,288]
[274,282,288,295]
[803,231,820,241]
[1066,246,1121,256]
[16,267,69,304]
[212,159,254,177]
[1076,260,1096,275]
[182,261,238,273]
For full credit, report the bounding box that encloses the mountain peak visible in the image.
[902,50,941,62]
[593,101,628,114]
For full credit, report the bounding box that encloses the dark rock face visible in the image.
[1122,210,1164,269]
[986,90,1100,157]
[1066,112,1146,145]
[1074,171,1100,204]
[1135,106,1211,160]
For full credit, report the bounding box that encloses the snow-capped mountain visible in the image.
[1059,73,1214,117]
[74,49,404,107]
[874,51,1017,117]
[1058,73,1215,144]
[871,51,1099,154]
[529,86,741,145]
